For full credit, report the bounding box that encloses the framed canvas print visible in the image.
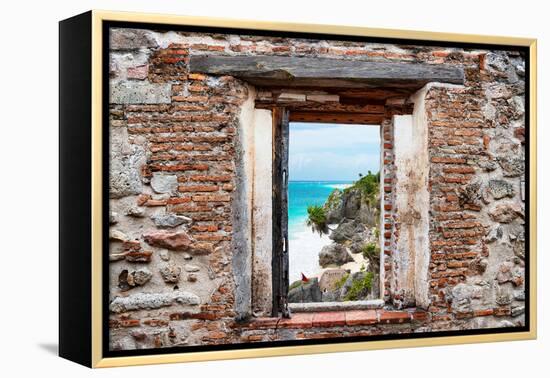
[59,10,537,368]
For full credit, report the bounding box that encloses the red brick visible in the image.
[143,319,169,327]
[127,65,148,80]
[312,312,346,327]
[410,310,429,322]
[190,225,218,232]
[136,194,151,206]
[345,310,377,326]
[188,73,206,81]
[431,156,467,164]
[172,95,208,103]
[189,175,232,182]
[493,307,511,317]
[279,313,314,328]
[444,221,482,229]
[144,199,167,207]
[166,197,192,204]
[443,166,476,174]
[178,185,219,192]
[378,310,411,324]
[246,317,279,329]
[473,309,494,317]
[151,163,209,172]
[118,319,141,327]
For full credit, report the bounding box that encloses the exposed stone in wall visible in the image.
[425,50,525,326]
[108,27,526,350]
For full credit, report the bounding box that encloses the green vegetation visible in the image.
[306,204,329,236]
[344,171,380,206]
[334,272,350,290]
[362,242,380,261]
[344,271,374,301]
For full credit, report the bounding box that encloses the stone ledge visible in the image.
[237,309,428,329]
[289,299,384,313]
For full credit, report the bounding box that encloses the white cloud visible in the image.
[289,123,380,181]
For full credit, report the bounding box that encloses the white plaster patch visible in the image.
[252,108,273,316]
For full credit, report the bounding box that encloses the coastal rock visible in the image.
[324,186,378,226]
[343,188,362,219]
[319,269,348,292]
[359,200,378,227]
[330,220,364,243]
[324,189,344,223]
[339,270,378,301]
[318,243,353,267]
[288,278,322,303]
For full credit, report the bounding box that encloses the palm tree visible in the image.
[306,205,329,236]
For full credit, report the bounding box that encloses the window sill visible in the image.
[235,309,428,329]
[288,299,384,313]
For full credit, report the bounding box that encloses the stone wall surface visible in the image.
[108,27,526,350]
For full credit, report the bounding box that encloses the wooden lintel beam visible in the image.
[189,55,465,89]
[255,101,386,114]
[289,112,384,125]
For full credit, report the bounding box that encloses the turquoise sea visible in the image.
[288,181,352,235]
[288,181,352,282]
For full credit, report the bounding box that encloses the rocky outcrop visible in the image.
[339,270,379,301]
[288,278,322,303]
[324,187,379,227]
[311,176,381,301]
[318,243,354,267]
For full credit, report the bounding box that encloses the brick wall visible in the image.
[108,27,526,350]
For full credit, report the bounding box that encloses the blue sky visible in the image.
[289,122,380,181]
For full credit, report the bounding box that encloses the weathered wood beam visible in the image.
[256,101,386,114]
[189,55,464,89]
[289,112,384,125]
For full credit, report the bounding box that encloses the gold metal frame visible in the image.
[90,9,537,368]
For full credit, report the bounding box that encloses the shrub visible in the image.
[334,272,350,290]
[344,272,374,301]
[362,242,380,261]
